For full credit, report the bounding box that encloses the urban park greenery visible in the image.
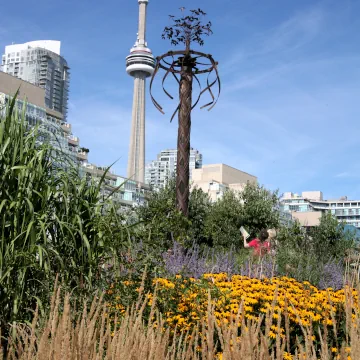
[0,95,358,357]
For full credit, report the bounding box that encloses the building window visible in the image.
[289,205,300,212]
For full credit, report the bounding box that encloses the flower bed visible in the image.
[107,274,358,355]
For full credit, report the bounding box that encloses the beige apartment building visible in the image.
[191,164,257,201]
[291,211,322,227]
[0,70,44,107]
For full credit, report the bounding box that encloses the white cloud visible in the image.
[221,5,325,75]
[335,172,351,178]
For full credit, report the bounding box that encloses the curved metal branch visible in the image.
[150,49,221,120]
[200,57,221,111]
[191,74,202,110]
[149,60,165,114]
[170,104,180,122]
[207,57,221,110]
[161,56,176,100]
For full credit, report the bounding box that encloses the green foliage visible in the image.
[136,180,213,248]
[239,183,280,236]
[276,214,354,285]
[276,222,319,282]
[203,190,243,247]
[188,186,212,245]
[0,97,122,339]
[310,212,354,261]
[136,179,190,249]
[137,180,280,249]
[204,184,280,248]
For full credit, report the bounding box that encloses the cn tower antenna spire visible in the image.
[126,0,155,183]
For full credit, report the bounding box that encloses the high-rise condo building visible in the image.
[126,0,155,183]
[1,40,69,119]
[145,148,203,188]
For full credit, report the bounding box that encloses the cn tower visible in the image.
[126,0,155,183]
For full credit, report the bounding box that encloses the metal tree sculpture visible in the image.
[150,8,220,217]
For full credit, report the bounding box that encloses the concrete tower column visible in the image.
[138,0,147,44]
[126,0,154,183]
[127,73,146,182]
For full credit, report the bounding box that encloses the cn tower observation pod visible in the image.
[126,46,155,77]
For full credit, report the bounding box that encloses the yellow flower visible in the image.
[268,330,276,339]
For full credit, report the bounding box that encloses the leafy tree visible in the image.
[310,212,354,261]
[135,179,189,249]
[188,186,212,245]
[204,190,243,248]
[204,184,280,248]
[136,180,212,248]
[137,181,280,249]
[239,183,280,237]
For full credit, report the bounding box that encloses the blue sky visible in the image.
[1,0,360,199]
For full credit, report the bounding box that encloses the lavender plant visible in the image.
[162,241,240,278]
[318,259,344,290]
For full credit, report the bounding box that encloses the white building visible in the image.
[145,148,202,188]
[281,191,360,229]
[1,40,69,119]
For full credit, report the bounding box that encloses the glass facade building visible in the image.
[1,41,69,120]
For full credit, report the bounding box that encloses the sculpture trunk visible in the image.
[176,59,193,217]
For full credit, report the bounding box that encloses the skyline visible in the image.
[1,0,360,199]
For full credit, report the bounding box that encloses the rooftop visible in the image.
[5,40,61,56]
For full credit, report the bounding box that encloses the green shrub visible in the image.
[0,95,122,343]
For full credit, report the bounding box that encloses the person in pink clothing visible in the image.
[242,228,270,256]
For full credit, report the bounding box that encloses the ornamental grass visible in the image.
[2,276,360,359]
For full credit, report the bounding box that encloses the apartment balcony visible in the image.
[82,165,117,181]
[39,76,51,82]
[104,182,116,191]
[61,122,71,133]
[67,135,79,146]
